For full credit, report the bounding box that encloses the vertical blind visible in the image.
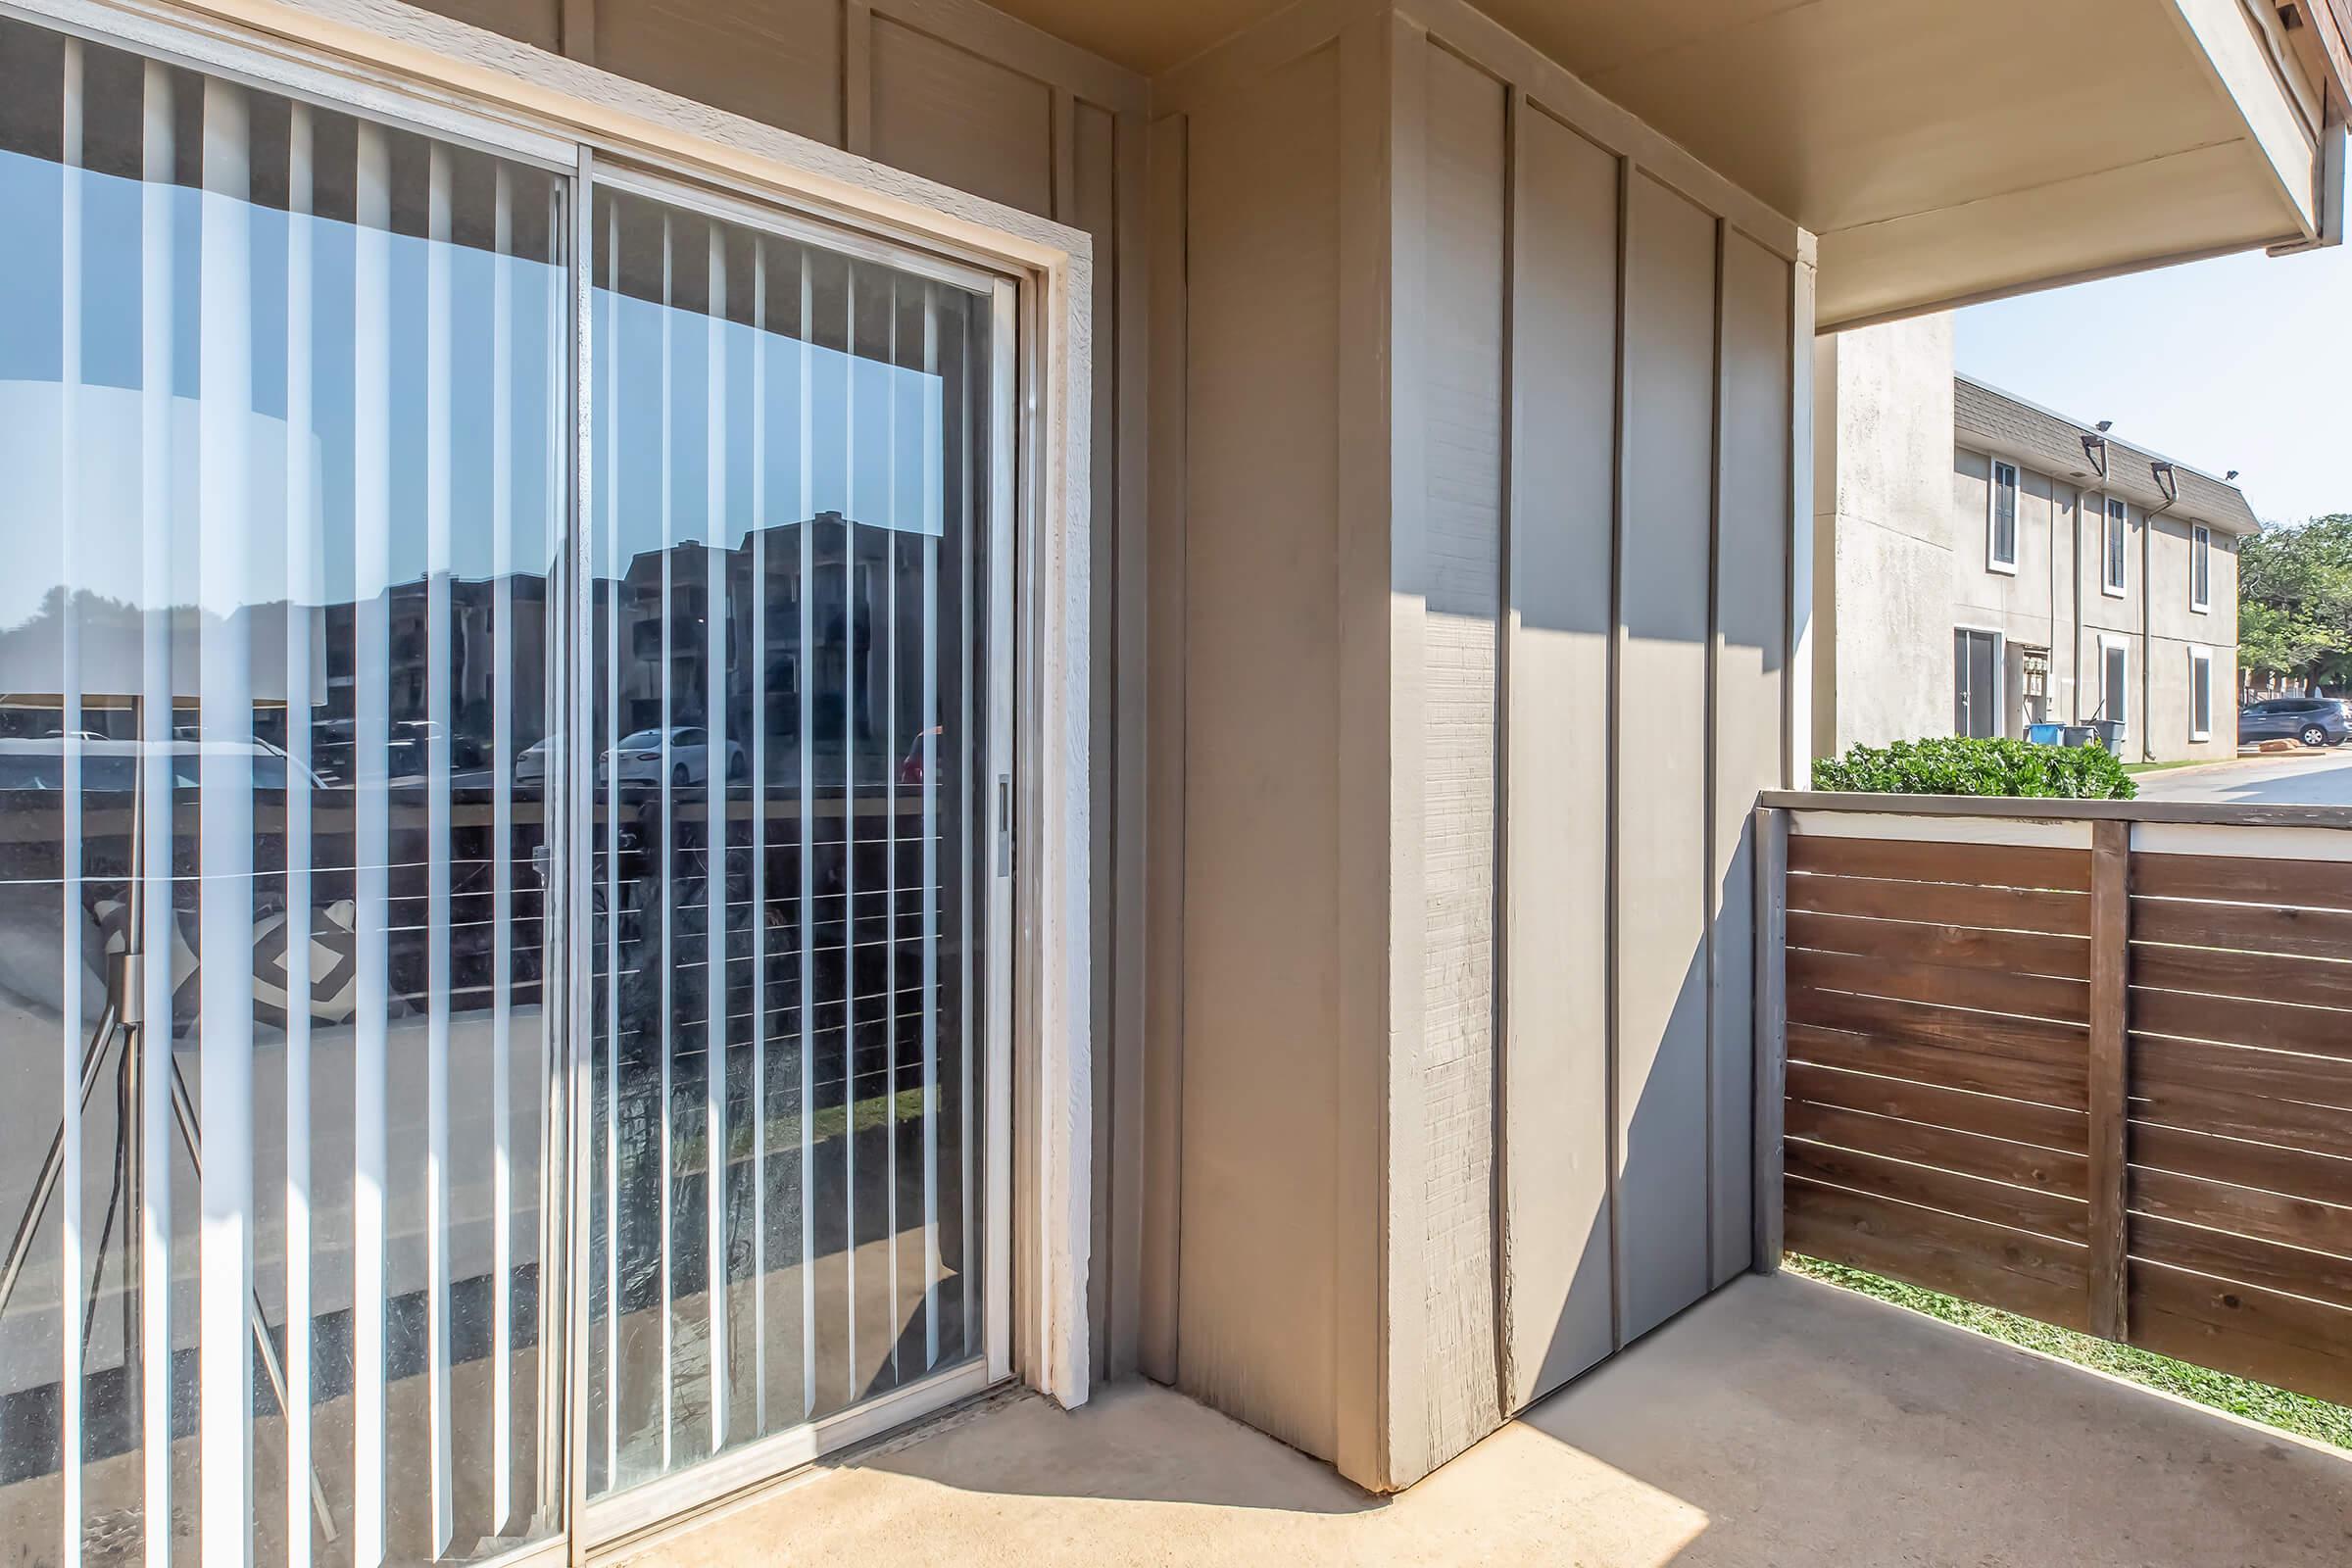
[584,184,993,1499]
[0,18,569,1566]
[0,14,1002,1566]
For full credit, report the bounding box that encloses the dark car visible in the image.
[2238,697,2352,749]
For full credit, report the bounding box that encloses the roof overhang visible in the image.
[993,0,2346,330]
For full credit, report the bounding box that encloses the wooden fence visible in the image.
[1753,793,2352,1406]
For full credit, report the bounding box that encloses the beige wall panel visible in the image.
[1400,35,1506,1463]
[1614,172,1716,1343]
[1708,227,1788,1287]
[595,0,844,145]
[869,16,1054,218]
[1068,95,1122,1380]
[1139,109,1186,1387]
[399,0,561,51]
[1178,42,1343,1460]
[1501,103,1619,1412]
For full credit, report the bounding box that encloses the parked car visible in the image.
[2238,697,2352,749]
[598,725,748,788]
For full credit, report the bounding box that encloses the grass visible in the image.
[1788,1253,2352,1451]
[2122,757,2225,774]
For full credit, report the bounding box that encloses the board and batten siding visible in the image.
[1153,0,1810,1490]
[394,0,1156,1384]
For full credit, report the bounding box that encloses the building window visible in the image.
[2191,524,2211,612]
[1987,460,2019,573]
[2098,635,2131,738]
[2102,497,2128,596]
[2189,646,2214,741]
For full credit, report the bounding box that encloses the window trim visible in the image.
[2101,496,2128,597]
[2188,645,2214,742]
[2190,523,2212,613]
[1985,457,2020,575]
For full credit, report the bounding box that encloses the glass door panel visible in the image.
[0,15,570,1567]
[583,180,998,1503]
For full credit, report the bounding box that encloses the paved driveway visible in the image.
[2135,747,2352,805]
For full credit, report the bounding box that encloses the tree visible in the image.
[2238,514,2352,691]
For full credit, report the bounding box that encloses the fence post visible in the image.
[2087,817,2131,1341]
[1752,806,1788,1274]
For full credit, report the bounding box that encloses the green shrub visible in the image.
[1811,736,2136,800]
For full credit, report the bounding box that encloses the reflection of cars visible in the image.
[599,726,748,788]
[516,736,553,786]
[0,736,327,792]
[2239,698,2351,749]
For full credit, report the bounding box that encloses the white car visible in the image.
[598,726,748,788]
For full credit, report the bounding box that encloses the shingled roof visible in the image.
[1954,375,2259,536]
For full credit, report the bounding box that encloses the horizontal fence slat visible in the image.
[2132,941,2352,1016]
[1788,1022,2087,1110]
[2130,1082,2352,1163]
[2132,1165,2352,1260]
[2132,1214,2352,1313]
[2133,895,2352,963]
[1790,947,2088,1025]
[1790,834,2091,893]
[1789,984,2087,1063]
[2129,974,2352,1057]
[1788,1097,2087,1196]
[2130,1259,2352,1406]
[1786,1060,2086,1152]
[2132,853,2352,913]
[2133,1035,2352,1114]
[1787,1137,2088,1242]
[1788,908,2089,980]
[1789,872,2091,937]
[1786,1177,2091,1331]
[2132,1120,2352,1210]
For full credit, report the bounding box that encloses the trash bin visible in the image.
[2024,723,2065,746]
[2060,724,2103,749]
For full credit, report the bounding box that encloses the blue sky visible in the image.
[1955,241,2349,527]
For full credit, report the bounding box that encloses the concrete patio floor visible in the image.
[612,1271,2352,1567]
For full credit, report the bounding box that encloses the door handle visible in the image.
[996,773,1011,878]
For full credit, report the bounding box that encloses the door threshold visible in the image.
[582,1360,1008,1558]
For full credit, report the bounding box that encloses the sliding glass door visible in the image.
[581,176,1004,1513]
[0,13,1013,1566]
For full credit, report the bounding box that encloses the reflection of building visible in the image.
[596,512,935,779]
[1814,315,2253,764]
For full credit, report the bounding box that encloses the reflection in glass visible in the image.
[584,188,993,1498]
[0,17,567,1566]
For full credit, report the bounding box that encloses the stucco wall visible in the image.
[1812,313,1954,753]
[1818,316,2244,765]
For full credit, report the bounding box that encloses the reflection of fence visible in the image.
[1754,793,2352,1407]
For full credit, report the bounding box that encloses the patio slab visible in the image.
[612,1271,2352,1567]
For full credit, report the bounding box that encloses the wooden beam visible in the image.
[2086,819,2131,1342]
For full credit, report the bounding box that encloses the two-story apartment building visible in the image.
[1815,312,2257,765]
